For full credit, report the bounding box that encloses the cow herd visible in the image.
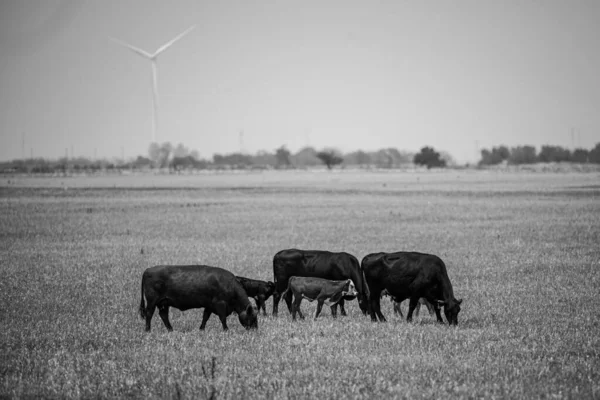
[139,249,463,332]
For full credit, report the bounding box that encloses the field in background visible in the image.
[1,170,599,398]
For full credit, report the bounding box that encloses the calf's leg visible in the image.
[292,295,304,321]
[315,300,325,320]
[338,299,347,316]
[257,295,267,316]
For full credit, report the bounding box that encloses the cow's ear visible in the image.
[246,304,255,315]
[456,298,463,305]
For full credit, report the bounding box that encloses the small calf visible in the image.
[381,289,436,318]
[236,276,276,316]
[282,276,358,321]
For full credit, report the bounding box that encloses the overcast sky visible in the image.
[0,1,598,162]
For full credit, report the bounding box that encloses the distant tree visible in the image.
[508,146,537,164]
[355,150,371,166]
[316,149,344,170]
[538,145,570,163]
[132,156,152,169]
[480,145,510,165]
[173,143,189,158]
[148,142,160,166]
[439,151,457,167]
[570,148,589,163]
[414,146,446,169]
[291,147,320,167]
[213,152,252,167]
[589,143,600,164]
[275,146,291,168]
[251,150,276,167]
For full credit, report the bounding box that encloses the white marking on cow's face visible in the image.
[344,280,358,297]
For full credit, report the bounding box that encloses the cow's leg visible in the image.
[370,295,386,322]
[213,302,229,331]
[200,308,212,330]
[433,304,444,324]
[272,291,281,316]
[406,297,419,323]
[315,300,325,320]
[414,300,421,318]
[158,304,173,331]
[330,304,338,318]
[144,302,156,332]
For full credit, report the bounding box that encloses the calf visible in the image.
[236,276,275,316]
[140,265,258,332]
[281,276,358,321]
[381,289,436,318]
[272,249,369,317]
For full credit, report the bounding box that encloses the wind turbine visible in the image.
[110,25,196,143]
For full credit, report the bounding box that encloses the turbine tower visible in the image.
[110,25,196,143]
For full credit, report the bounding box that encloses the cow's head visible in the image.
[438,298,462,326]
[264,281,276,298]
[238,304,258,330]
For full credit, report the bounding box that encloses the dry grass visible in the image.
[1,171,599,399]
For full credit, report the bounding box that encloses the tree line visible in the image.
[2,142,599,174]
[478,143,600,166]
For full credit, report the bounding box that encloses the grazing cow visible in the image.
[381,289,436,318]
[272,249,370,317]
[139,265,258,332]
[235,276,275,316]
[281,276,358,320]
[362,252,462,325]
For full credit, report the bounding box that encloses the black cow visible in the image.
[235,276,275,316]
[281,276,358,320]
[272,249,370,317]
[139,265,258,332]
[362,252,462,325]
[381,289,436,318]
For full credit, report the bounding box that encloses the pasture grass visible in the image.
[1,171,599,399]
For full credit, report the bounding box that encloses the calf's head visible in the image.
[238,304,258,330]
[342,279,358,298]
[264,281,276,298]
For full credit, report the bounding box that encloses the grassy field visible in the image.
[1,170,599,399]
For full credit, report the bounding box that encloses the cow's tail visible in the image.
[139,276,146,319]
[280,280,291,301]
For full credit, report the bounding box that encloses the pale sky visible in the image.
[0,1,599,163]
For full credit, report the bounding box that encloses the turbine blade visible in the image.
[153,25,196,57]
[109,36,153,59]
[151,61,159,143]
